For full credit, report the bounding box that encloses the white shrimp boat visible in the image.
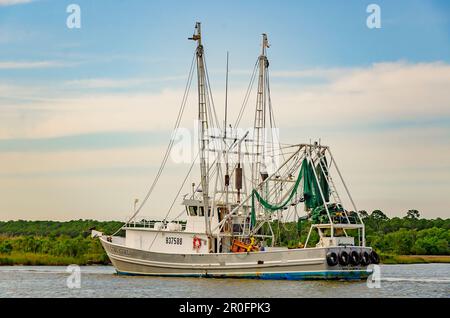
[96,22,379,280]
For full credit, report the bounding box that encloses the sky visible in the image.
[0,0,449,221]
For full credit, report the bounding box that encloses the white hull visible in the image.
[100,236,372,280]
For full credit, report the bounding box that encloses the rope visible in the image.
[234,58,259,128]
[110,52,196,236]
[163,151,199,222]
[204,56,221,133]
[147,151,199,250]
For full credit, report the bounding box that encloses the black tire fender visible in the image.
[360,251,371,266]
[326,251,338,266]
[370,250,380,264]
[349,250,360,265]
[338,251,349,266]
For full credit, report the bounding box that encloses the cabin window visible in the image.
[198,207,212,217]
[188,206,198,216]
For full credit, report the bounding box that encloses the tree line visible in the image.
[0,212,448,265]
[361,210,449,255]
[0,220,122,265]
[269,209,449,255]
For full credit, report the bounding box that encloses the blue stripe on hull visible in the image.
[116,270,372,281]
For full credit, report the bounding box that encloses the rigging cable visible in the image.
[266,67,286,164]
[148,50,235,248]
[147,150,200,250]
[163,151,199,223]
[203,56,221,134]
[110,52,196,236]
[234,58,259,128]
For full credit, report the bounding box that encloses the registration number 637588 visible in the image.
[165,237,182,245]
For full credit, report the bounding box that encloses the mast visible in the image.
[252,34,270,191]
[189,22,211,236]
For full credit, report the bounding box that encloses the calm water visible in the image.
[0,264,448,298]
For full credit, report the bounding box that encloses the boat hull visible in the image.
[100,236,372,280]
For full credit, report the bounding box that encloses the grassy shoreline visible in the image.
[0,252,108,266]
[380,254,450,264]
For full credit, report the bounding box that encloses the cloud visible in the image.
[1,61,449,219]
[0,146,168,176]
[0,146,197,220]
[269,67,356,80]
[268,61,450,125]
[0,61,69,70]
[1,61,450,137]
[64,75,186,89]
[1,61,449,139]
[0,90,191,139]
[0,0,33,6]
[65,78,150,89]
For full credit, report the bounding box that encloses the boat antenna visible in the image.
[224,51,229,139]
[224,51,230,213]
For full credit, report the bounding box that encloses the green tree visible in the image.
[358,210,369,219]
[406,209,420,220]
[412,227,449,255]
[382,229,416,254]
[371,210,389,221]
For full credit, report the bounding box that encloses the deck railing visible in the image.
[124,219,187,231]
